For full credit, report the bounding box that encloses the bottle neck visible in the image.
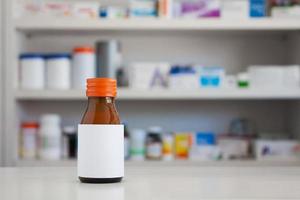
[81,96,120,124]
[86,97,116,112]
[87,97,115,105]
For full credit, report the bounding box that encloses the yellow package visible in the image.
[175,133,192,159]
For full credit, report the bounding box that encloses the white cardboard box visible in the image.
[221,0,249,19]
[129,62,170,90]
[255,140,300,161]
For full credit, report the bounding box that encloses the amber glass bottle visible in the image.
[78,78,124,184]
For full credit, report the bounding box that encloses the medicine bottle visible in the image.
[39,114,61,160]
[78,78,124,184]
[45,53,71,90]
[20,53,45,90]
[162,133,174,161]
[130,129,146,161]
[62,126,77,159]
[146,126,163,160]
[20,122,39,159]
[72,47,96,89]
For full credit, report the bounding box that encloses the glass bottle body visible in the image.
[79,96,122,184]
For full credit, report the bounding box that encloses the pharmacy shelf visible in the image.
[14,88,300,101]
[14,17,300,32]
[16,159,300,167]
[16,159,77,167]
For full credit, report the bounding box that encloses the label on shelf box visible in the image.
[147,143,162,158]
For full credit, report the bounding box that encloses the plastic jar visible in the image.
[20,54,45,90]
[72,47,96,89]
[45,54,71,90]
[20,122,39,159]
[146,126,163,160]
[39,114,62,160]
[78,78,123,184]
[130,129,146,161]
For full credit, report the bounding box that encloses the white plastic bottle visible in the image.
[39,114,62,160]
[20,54,45,90]
[72,47,96,89]
[130,129,147,161]
[45,54,71,90]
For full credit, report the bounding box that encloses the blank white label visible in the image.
[78,124,124,178]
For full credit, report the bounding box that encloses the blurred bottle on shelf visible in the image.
[146,126,163,160]
[39,114,62,160]
[62,126,77,159]
[162,133,174,161]
[45,53,72,90]
[124,124,130,160]
[130,129,147,161]
[96,40,122,79]
[72,46,96,89]
[19,53,45,90]
[20,122,39,159]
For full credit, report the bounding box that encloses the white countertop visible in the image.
[1,164,300,200]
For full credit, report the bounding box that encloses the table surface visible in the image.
[1,165,300,200]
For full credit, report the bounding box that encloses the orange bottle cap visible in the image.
[86,78,117,97]
[73,46,95,53]
[22,122,39,128]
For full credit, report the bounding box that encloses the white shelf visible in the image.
[16,159,300,167]
[14,17,300,32]
[14,88,300,100]
[16,159,77,167]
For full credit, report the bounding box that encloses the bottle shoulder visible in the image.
[81,98,120,124]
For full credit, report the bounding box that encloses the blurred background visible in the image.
[1,0,300,167]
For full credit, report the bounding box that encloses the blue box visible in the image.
[250,0,267,17]
[195,132,216,146]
